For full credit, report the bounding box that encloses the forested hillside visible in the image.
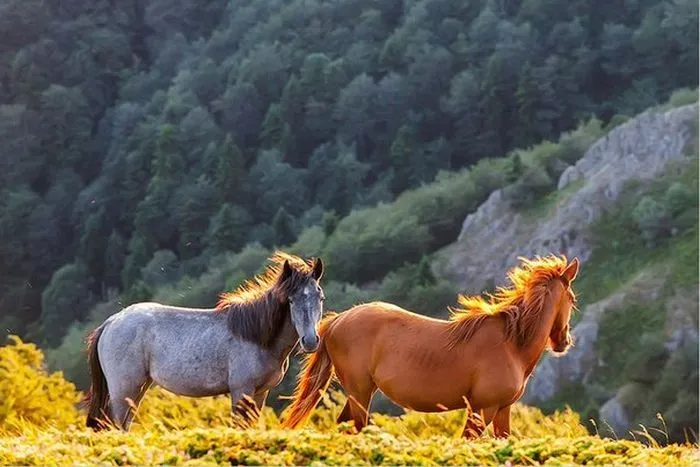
[1,0,697,351]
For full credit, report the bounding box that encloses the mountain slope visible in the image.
[434,102,699,442]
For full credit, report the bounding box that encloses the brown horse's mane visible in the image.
[215,251,317,348]
[445,255,576,349]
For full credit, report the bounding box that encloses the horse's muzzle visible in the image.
[300,334,320,352]
[552,333,573,353]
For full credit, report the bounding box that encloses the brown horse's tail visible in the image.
[281,313,340,429]
[83,325,110,431]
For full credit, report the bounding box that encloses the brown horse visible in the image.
[281,255,580,439]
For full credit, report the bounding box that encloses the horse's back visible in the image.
[325,301,447,364]
[334,301,446,335]
[98,302,225,360]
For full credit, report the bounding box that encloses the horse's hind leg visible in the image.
[107,375,152,431]
[335,369,376,433]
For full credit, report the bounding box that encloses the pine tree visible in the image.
[272,207,296,247]
[215,135,247,203]
[322,210,339,237]
[389,124,420,194]
[478,53,513,157]
[260,103,284,149]
[103,230,126,290]
[415,256,436,287]
[121,235,151,289]
[514,61,540,148]
[207,203,253,255]
[78,207,109,283]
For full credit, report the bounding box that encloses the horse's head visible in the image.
[548,257,579,355]
[279,257,325,352]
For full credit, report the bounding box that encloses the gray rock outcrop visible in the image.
[442,104,698,295]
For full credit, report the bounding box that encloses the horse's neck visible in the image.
[268,312,298,362]
[517,293,558,377]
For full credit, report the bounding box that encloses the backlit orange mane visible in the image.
[215,251,315,309]
[446,255,576,349]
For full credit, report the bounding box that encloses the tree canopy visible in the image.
[0,0,697,346]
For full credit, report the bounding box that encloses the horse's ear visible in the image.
[562,257,580,283]
[312,257,324,281]
[279,260,293,282]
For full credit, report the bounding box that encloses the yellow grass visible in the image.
[1,336,698,465]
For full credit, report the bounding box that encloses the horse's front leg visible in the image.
[253,389,269,410]
[461,406,498,439]
[230,384,259,429]
[492,405,511,438]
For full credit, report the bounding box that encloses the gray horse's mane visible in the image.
[215,251,317,348]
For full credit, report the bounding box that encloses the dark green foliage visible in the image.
[389,123,422,194]
[141,250,182,289]
[272,207,297,247]
[121,235,151,291]
[207,204,253,256]
[1,0,697,351]
[103,231,127,290]
[631,196,672,245]
[322,211,340,237]
[377,257,456,317]
[174,176,219,259]
[78,208,110,283]
[40,262,95,347]
[214,136,248,204]
[503,167,555,209]
[120,281,153,309]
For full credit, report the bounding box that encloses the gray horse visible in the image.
[84,252,325,431]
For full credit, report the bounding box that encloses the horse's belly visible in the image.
[155,377,229,397]
[377,375,470,413]
[151,365,230,397]
[149,343,231,397]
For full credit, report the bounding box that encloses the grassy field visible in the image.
[1,338,698,465]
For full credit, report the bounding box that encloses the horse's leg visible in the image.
[461,406,498,440]
[492,405,511,438]
[229,384,258,428]
[253,389,269,410]
[336,371,376,433]
[336,401,352,424]
[108,376,152,431]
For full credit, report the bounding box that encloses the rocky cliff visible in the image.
[435,103,699,440]
[437,104,697,294]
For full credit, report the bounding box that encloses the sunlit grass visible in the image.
[1,337,698,465]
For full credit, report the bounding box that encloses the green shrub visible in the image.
[503,166,554,208]
[664,182,694,215]
[622,333,667,385]
[505,117,604,211]
[375,258,456,317]
[323,207,433,282]
[667,88,699,108]
[322,281,374,312]
[631,196,671,245]
[604,114,632,132]
[287,225,327,258]
[141,249,182,288]
[596,302,666,388]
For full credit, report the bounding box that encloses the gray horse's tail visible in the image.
[83,325,109,431]
[281,312,340,429]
